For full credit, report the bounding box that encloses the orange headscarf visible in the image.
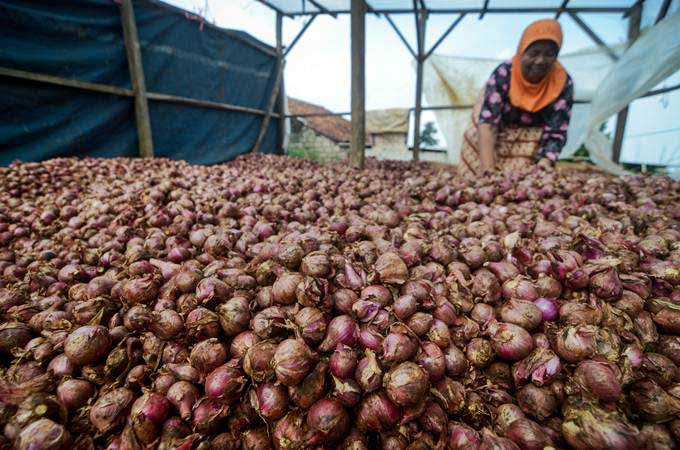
[509,19,567,112]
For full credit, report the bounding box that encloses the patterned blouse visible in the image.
[479,62,574,161]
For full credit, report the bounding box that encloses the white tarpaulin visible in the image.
[422,10,680,173]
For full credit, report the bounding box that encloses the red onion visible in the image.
[574,357,622,402]
[288,359,328,409]
[251,382,288,421]
[417,342,445,381]
[505,418,553,450]
[486,261,520,283]
[130,392,170,443]
[517,384,557,421]
[501,277,538,301]
[495,403,525,434]
[272,413,310,450]
[306,398,350,445]
[382,331,418,366]
[384,361,429,407]
[167,381,199,420]
[562,396,641,450]
[192,397,229,433]
[319,315,358,352]
[64,325,112,366]
[353,348,382,392]
[512,347,561,387]
[499,299,542,330]
[89,387,134,433]
[533,297,558,321]
[217,296,250,336]
[479,428,521,450]
[330,344,357,379]
[190,338,227,375]
[358,324,383,351]
[356,392,401,432]
[272,273,303,305]
[243,340,277,381]
[56,379,94,411]
[448,422,481,450]
[486,321,533,361]
[375,252,408,285]
[273,338,314,386]
[204,359,247,402]
[17,418,71,450]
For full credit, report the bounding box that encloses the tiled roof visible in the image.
[288,97,352,143]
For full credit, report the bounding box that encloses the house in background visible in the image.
[365,108,409,159]
[288,98,448,163]
[287,98,351,162]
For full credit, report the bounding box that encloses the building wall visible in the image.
[368,132,408,159]
[366,132,449,164]
[288,119,347,162]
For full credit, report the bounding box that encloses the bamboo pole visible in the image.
[120,0,154,157]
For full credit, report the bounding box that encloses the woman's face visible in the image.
[520,40,558,83]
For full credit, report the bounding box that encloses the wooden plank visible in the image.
[612,2,641,163]
[424,13,465,60]
[120,0,154,157]
[283,16,317,57]
[251,60,285,153]
[350,0,366,169]
[384,14,417,60]
[412,9,427,161]
[655,0,672,23]
[0,66,134,97]
[276,12,287,154]
[146,92,277,117]
[0,66,276,117]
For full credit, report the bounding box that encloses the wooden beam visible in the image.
[350,0,366,169]
[307,0,337,17]
[120,0,154,157]
[656,0,672,23]
[412,9,427,161]
[252,61,285,153]
[254,0,292,18]
[146,92,278,117]
[288,7,630,16]
[276,12,287,154]
[0,66,277,117]
[555,0,569,19]
[479,0,490,19]
[424,13,465,60]
[0,66,134,97]
[384,14,417,60]
[283,16,317,57]
[568,11,619,61]
[612,2,641,164]
[286,111,351,118]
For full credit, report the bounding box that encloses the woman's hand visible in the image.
[537,158,553,170]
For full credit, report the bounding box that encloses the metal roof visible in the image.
[257,0,641,16]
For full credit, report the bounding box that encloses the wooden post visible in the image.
[350,0,366,169]
[612,2,641,163]
[412,9,427,161]
[252,60,285,153]
[276,12,286,154]
[120,0,154,157]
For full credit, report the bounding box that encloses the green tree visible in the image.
[420,121,439,147]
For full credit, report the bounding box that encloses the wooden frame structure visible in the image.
[0,0,282,158]
[260,0,679,169]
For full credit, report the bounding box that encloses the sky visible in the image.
[164,0,679,168]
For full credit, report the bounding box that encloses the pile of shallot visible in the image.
[0,154,678,450]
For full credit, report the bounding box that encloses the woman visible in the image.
[459,19,574,177]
